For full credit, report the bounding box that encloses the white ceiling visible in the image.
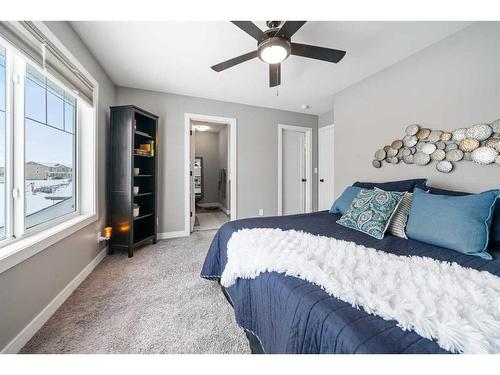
[71,21,472,115]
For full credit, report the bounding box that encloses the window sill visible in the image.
[0,214,98,274]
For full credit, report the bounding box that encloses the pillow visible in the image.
[337,189,405,239]
[491,205,500,250]
[421,185,500,250]
[353,178,427,193]
[406,188,499,260]
[329,186,363,215]
[381,190,412,239]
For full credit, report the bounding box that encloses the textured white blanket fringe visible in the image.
[221,228,500,354]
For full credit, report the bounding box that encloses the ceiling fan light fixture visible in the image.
[258,38,291,64]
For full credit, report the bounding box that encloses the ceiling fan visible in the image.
[211,21,346,88]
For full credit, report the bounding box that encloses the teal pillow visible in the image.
[406,188,499,260]
[329,186,363,214]
[337,189,405,239]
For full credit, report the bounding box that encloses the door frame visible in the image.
[318,124,335,209]
[278,124,312,216]
[184,113,237,236]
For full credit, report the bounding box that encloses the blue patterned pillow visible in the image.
[337,189,405,239]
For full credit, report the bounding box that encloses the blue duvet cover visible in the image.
[201,211,500,354]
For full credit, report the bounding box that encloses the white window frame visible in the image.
[0,25,99,274]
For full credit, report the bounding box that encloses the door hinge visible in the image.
[190,211,193,217]
[301,178,307,182]
[190,170,193,176]
[12,188,20,199]
[190,130,193,136]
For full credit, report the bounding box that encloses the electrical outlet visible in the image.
[258,209,264,216]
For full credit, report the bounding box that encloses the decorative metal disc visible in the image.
[416,128,431,140]
[402,147,411,157]
[466,124,493,141]
[471,147,497,165]
[435,141,446,150]
[436,160,453,173]
[421,143,437,155]
[383,145,391,152]
[485,138,500,149]
[387,148,398,157]
[403,155,414,164]
[428,130,443,142]
[440,132,452,141]
[416,141,426,151]
[405,124,420,136]
[374,149,386,161]
[431,149,446,161]
[397,148,404,158]
[463,152,472,161]
[445,143,458,151]
[452,128,467,142]
[403,135,418,147]
[446,149,464,162]
[493,133,500,139]
[391,139,403,150]
[459,138,480,152]
[414,152,431,166]
[389,157,399,164]
[372,159,382,168]
[491,119,500,133]
[409,147,417,154]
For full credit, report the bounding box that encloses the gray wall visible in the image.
[116,87,318,233]
[195,131,220,204]
[0,22,115,350]
[333,22,500,196]
[319,110,334,128]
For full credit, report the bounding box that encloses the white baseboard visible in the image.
[1,247,107,354]
[157,230,189,240]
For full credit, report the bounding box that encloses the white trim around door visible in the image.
[184,113,237,236]
[318,124,335,211]
[278,124,312,216]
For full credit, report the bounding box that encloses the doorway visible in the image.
[184,113,237,235]
[278,124,312,216]
[318,124,335,211]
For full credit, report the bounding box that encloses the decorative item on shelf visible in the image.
[133,204,140,218]
[135,130,151,138]
[133,186,140,195]
[371,119,500,172]
[134,168,140,176]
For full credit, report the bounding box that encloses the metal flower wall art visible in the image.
[372,119,500,173]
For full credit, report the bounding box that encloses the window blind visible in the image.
[0,21,95,106]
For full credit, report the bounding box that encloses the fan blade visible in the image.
[275,21,306,38]
[269,63,281,87]
[211,51,258,72]
[291,43,346,63]
[231,21,268,42]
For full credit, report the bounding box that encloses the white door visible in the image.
[279,125,312,216]
[318,125,335,211]
[190,125,196,232]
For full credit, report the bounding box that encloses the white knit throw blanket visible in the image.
[220,228,500,354]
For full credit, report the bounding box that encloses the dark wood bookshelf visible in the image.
[108,105,159,257]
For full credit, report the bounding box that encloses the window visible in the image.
[0,23,98,274]
[25,65,76,229]
[0,46,5,240]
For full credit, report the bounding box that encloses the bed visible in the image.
[201,210,500,354]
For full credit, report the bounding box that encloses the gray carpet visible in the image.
[21,230,250,354]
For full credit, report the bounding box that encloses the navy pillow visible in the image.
[353,178,427,193]
[406,188,499,260]
[422,185,500,250]
[329,186,363,215]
